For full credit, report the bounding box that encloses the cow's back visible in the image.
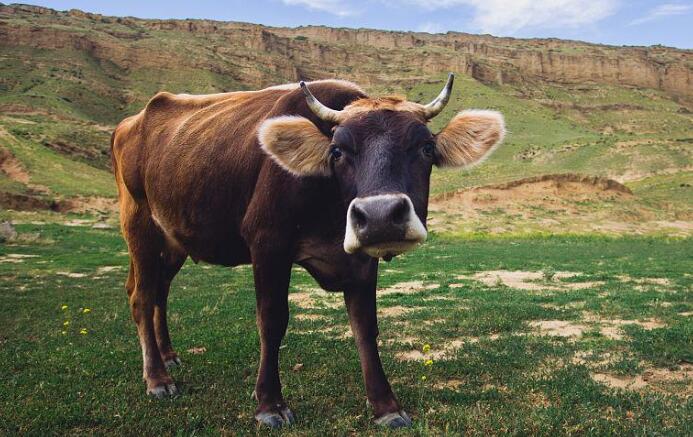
[112,81,365,265]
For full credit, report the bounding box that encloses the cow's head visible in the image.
[259,74,505,259]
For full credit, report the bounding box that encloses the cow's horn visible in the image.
[300,81,344,123]
[422,73,454,119]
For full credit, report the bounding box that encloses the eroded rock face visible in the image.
[0,4,690,97]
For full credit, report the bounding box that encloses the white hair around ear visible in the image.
[435,110,506,168]
[258,115,332,176]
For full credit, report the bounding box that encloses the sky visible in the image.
[17,0,693,48]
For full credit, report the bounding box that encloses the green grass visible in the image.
[0,124,115,198]
[404,74,693,196]
[1,223,691,435]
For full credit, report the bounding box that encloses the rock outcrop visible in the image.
[1,3,690,97]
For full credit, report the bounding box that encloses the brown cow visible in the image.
[111,74,504,428]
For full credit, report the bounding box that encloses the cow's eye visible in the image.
[422,142,435,158]
[330,146,343,161]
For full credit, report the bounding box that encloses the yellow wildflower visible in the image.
[79,328,88,335]
[424,359,433,367]
[422,344,431,354]
[61,330,67,335]
[421,375,427,381]
[63,321,70,326]
[61,305,68,310]
[83,308,91,314]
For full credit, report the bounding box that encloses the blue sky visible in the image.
[19,0,693,48]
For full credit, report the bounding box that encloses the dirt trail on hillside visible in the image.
[433,174,632,204]
[0,147,31,184]
[429,173,692,236]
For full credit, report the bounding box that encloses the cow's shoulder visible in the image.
[143,91,237,119]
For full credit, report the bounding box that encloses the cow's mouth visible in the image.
[360,239,424,260]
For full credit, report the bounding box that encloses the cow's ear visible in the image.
[435,110,505,168]
[258,115,332,176]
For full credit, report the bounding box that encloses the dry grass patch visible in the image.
[378,305,423,318]
[457,270,603,291]
[288,290,342,310]
[294,313,328,321]
[433,378,465,391]
[530,315,666,340]
[616,275,674,291]
[378,280,439,295]
[571,350,618,367]
[529,320,589,337]
[56,271,87,278]
[583,313,666,340]
[591,364,692,396]
[395,339,465,362]
[0,253,39,263]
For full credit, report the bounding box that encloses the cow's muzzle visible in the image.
[343,194,427,258]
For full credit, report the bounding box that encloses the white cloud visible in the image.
[629,3,692,25]
[402,0,620,34]
[417,21,446,34]
[282,0,357,17]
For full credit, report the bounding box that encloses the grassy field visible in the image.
[1,6,691,435]
[1,219,691,435]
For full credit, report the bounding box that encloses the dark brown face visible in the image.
[331,110,433,259]
[259,78,506,260]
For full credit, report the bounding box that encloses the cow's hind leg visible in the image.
[122,202,179,397]
[155,249,186,369]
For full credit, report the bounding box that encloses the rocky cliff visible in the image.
[1,3,691,98]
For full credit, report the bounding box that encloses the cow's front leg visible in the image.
[344,282,412,428]
[251,244,294,429]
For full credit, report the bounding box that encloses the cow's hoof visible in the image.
[147,383,179,398]
[164,356,182,369]
[255,406,295,429]
[374,410,412,428]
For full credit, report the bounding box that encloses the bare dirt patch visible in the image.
[288,289,342,310]
[293,324,352,339]
[378,305,422,318]
[591,364,692,396]
[0,253,40,263]
[294,313,328,321]
[433,378,465,390]
[458,270,602,291]
[56,271,87,278]
[583,313,665,340]
[530,320,589,337]
[378,281,439,295]
[571,350,618,367]
[0,147,30,184]
[63,219,95,227]
[58,197,118,214]
[422,295,458,302]
[531,315,665,340]
[395,339,465,362]
[617,275,672,287]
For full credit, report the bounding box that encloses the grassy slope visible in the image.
[1,11,691,204]
[405,75,693,196]
[1,224,691,434]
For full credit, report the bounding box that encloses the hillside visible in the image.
[0,3,691,234]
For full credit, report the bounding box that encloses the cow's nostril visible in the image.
[351,204,368,229]
[390,199,409,225]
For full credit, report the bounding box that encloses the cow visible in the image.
[111,73,505,428]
